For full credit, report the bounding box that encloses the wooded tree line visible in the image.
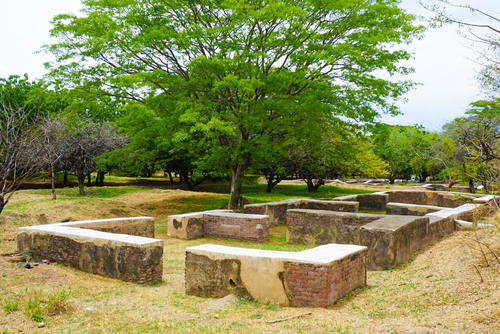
[1,0,499,214]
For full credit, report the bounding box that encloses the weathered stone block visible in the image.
[289,199,359,213]
[360,216,429,270]
[185,243,367,307]
[386,203,447,216]
[356,193,388,211]
[244,199,358,225]
[17,218,163,284]
[168,213,205,240]
[286,209,381,246]
[424,203,481,242]
[203,212,269,242]
[387,191,438,206]
[167,210,232,240]
[437,193,473,208]
[245,201,291,225]
[65,217,156,237]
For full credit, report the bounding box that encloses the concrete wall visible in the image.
[17,217,163,284]
[185,244,367,307]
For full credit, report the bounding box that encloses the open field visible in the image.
[0,182,499,333]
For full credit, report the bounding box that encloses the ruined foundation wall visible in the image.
[284,251,366,307]
[286,210,381,246]
[203,213,269,243]
[66,217,155,238]
[245,199,358,226]
[360,216,429,270]
[387,191,439,206]
[17,227,163,283]
[185,244,367,308]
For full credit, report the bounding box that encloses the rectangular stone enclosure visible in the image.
[185,243,367,307]
[168,210,269,242]
[245,199,359,225]
[285,191,496,270]
[18,217,163,284]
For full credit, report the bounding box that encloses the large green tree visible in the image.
[47,0,423,208]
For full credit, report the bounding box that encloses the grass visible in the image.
[0,181,499,333]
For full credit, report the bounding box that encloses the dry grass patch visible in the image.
[0,187,499,333]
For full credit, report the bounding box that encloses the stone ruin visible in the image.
[185,243,367,307]
[17,217,163,284]
[178,190,497,306]
[15,190,497,307]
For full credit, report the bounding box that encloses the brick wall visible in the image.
[284,252,366,307]
[286,211,302,226]
[203,214,269,242]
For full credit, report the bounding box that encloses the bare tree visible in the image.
[422,1,500,96]
[38,117,70,200]
[0,104,45,215]
[62,120,128,195]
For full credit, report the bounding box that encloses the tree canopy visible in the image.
[47,0,423,208]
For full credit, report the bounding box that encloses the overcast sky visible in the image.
[0,0,497,131]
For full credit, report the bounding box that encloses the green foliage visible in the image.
[0,74,67,117]
[47,0,424,207]
[371,123,441,183]
[442,99,500,191]
[46,288,74,315]
[3,291,23,313]
[25,289,45,322]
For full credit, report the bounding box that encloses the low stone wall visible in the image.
[360,216,429,270]
[387,191,438,206]
[286,201,486,270]
[61,217,156,237]
[355,193,389,211]
[244,199,359,225]
[286,210,381,245]
[185,243,367,307]
[424,203,482,243]
[386,203,447,216]
[17,217,163,284]
[168,210,269,242]
[204,212,269,242]
[336,190,494,211]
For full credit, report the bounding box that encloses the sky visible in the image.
[0,0,497,131]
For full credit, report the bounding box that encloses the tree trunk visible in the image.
[468,179,476,194]
[77,174,86,195]
[168,171,174,185]
[63,172,68,187]
[228,161,250,209]
[0,199,5,215]
[98,171,105,186]
[266,172,275,193]
[50,165,57,200]
[306,175,324,192]
[87,173,92,187]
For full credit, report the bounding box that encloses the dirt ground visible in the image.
[0,184,499,333]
